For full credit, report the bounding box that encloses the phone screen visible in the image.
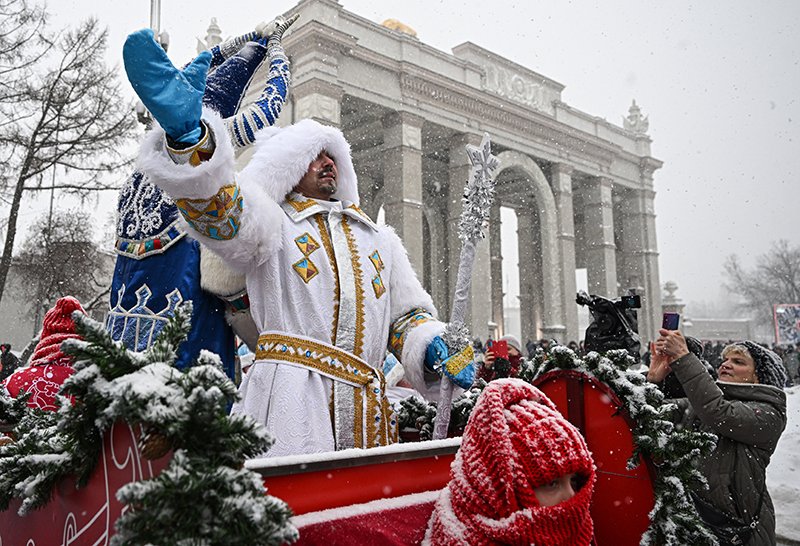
[662,312,680,330]
[492,340,509,360]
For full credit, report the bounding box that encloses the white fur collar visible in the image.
[239,119,359,205]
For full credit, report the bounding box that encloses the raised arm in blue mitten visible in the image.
[123,28,211,144]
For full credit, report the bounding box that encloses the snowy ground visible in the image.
[768,385,800,543]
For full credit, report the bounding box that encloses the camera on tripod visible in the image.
[576,290,641,357]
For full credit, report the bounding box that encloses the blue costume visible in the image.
[107,23,293,378]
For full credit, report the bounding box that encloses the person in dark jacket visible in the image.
[650,331,787,546]
[647,335,716,398]
[0,344,19,383]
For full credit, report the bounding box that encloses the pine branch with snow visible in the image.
[112,351,296,545]
[0,407,67,514]
[450,379,486,433]
[398,396,437,441]
[0,389,30,426]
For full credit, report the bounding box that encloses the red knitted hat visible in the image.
[3,297,86,411]
[425,378,596,546]
[30,296,86,368]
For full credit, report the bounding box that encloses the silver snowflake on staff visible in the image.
[459,133,499,243]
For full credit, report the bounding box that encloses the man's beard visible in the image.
[319,181,337,196]
[318,166,337,196]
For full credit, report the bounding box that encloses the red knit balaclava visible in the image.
[425,378,596,546]
[3,297,86,411]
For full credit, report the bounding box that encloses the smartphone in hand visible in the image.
[662,312,680,330]
[491,339,509,360]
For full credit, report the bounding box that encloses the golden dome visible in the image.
[381,19,418,38]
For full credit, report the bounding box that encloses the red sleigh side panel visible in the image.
[534,369,656,546]
[0,422,169,545]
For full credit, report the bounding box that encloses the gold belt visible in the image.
[256,332,397,449]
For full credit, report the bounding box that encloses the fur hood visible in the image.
[240,119,360,205]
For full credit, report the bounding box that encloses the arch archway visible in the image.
[494,151,565,342]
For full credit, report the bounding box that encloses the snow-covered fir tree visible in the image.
[0,304,297,545]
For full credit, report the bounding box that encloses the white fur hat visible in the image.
[240,119,360,205]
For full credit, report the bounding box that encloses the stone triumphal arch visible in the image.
[230,0,664,343]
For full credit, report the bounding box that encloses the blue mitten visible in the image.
[123,29,211,143]
[440,345,476,389]
[425,337,476,389]
[425,336,449,373]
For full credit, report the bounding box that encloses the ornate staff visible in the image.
[433,133,499,440]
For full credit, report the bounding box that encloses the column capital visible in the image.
[551,163,574,195]
[582,175,615,206]
[383,111,424,150]
[448,132,484,165]
[381,111,425,130]
[595,175,614,188]
[291,79,345,101]
[551,163,574,177]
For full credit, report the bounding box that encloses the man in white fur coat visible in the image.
[123,28,474,456]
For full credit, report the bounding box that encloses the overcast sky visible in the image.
[29,0,800,313]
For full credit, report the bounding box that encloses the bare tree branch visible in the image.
[0,3,137,305]
[724,239,800,330]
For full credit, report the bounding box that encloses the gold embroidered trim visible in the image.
[166,120,215,166]
[175,184,242,241]
[347,203,374,223]
[256,332,392,449]
[389,405,398,444]
[354,386,363,448]
[388,308,434,360]
[369,249,384,272]
[371,275,386,299]
[366,377,382,447]
[341,216,365,357]
[287,195,317,212]
[314,215,340,344]
[256,333,372,386]
[445,345,475,377]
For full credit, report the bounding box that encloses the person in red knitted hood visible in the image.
[424,378,596,546]
[2,296,86,411]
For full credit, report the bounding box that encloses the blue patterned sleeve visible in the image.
[226,35,291,149]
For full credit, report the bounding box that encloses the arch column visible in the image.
[617,187,661,340]
[488,204,504,338]
[422,203,449,317]
[517,210,540,343]
[496,151,565,342]
[382,112,424,275]
[552,163,580,342]
[582,176,618,298]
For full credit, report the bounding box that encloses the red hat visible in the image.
[2,297,86,411]
[40,296,84,338]
[30,296,86,368]
[425,378,596,546]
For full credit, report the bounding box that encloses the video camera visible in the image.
[576,290,641,357]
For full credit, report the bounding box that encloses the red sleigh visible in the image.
[0,370,655,545]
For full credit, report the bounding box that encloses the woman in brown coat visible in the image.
[650,331,788,545]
